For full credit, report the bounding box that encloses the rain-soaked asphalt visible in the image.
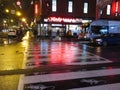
[0,31,120,90]
[0,33,29,90]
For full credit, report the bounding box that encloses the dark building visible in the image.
[41,0,96,20]
[100,0,120,20]
[34,0,120,37]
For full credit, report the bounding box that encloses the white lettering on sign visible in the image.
[48,17,82,23]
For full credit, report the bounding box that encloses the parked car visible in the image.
[0,29,8,38]
[8,29,17,38]
[92,34,120,46]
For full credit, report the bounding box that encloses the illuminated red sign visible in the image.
[112,1,120,16]
[35,4,38,14]
[48,17,82,23]
[34,1,42,16]
[115,1,119,12]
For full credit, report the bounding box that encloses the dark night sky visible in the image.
[20,0,34,21]
[0,0,34,22]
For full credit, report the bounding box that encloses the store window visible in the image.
[68,0,73,13]
[83,2,88,14]
[52,0,57,12]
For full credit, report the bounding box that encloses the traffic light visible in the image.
[16,0,21,6]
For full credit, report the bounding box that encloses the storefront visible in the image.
[37,16,91,38]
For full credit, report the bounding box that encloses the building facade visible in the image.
[100,0,120,20]
[34,0,120,37]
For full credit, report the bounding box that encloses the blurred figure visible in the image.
[66,30,72,40]
[56,30,60,36]
[47,30,52,39]
[53,30,61,41]
[16,27,23,41]
[33,29,38,39]
[78,33,83,39]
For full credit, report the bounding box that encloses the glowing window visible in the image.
[68,1,73,13]
[107,5,111,15]
[52,0,57,12]
[84,2,88,14]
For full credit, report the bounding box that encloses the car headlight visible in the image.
[96,39,102,42]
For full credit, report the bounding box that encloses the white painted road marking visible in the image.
[69,83,120,90]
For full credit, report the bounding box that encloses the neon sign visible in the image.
[35,4,38,14]
[112,1,120,16]
[115,1,119,12]
[48,17,82,23]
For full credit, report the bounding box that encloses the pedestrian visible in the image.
[33,29,38,39]
[47,30,52,39]
[67,30,72,40]
[56,30,60,36]
[16,28,23,41]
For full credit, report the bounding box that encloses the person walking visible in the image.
[56,30,60,36]
[16,27,23,41]
[33,29,38,40]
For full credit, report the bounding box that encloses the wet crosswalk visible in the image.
[18,41,120,90]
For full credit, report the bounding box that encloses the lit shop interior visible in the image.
[36,17,91,38]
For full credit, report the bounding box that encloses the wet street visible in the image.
[0,31,120,90]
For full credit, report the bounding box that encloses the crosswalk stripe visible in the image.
[19,42,118,90]
[24,49,111,68]
[66,60,111,65]
[24,58,111,69]
[69,83,120,90]
[23,68,120,84]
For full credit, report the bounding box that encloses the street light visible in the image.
[21,17,26,22]
[16,11,22,17]
[10,19,14,23]
[5,9,9,13]
[16,1,21,6]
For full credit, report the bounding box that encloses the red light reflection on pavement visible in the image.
[33,45,41,66]
[31,42,77,66]
[108,67,113,70]
[35,61,40,66]
[33,45,40,59]
[49,43,75,64]
[107,66,115,81]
